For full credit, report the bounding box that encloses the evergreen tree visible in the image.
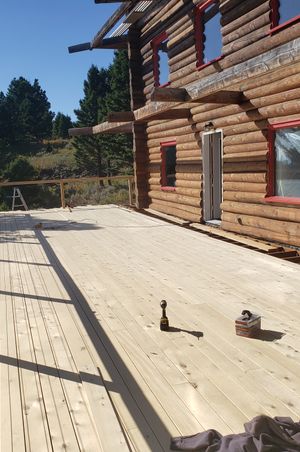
[52,112,73,139]
[103,50,133,175]
[73,65,110,176]
[73,51,133,178]
[5,77,54,143]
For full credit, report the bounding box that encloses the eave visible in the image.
[69,122,132,136]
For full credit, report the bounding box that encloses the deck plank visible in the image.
[1,206,300,452]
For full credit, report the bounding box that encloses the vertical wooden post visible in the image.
[60,181,66,208]
[128,178,133,205]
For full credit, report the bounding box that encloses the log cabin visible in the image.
[69,0,300,248]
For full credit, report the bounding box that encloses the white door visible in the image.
[202,131,222,222]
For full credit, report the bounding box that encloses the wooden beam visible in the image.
[68,42,91,54]
[94,36,128,49]
[108,108,190,123]
[108,112,135,122]
[136,108,191,122]
[134,102,187,122]
[196,91,244,104]
[92,121,133,134]
[150,87,187,103]
[68,127,93,137]
[91,2,135,48]
[151,87,243,104]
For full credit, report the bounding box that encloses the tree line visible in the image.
[0,49,132,181]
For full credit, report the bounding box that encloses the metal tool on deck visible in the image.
[160,300,169,331]
[235,310,261,338]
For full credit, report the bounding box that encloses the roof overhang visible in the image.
[68,1,153,53]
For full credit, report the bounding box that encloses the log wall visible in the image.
[129,0,300,246]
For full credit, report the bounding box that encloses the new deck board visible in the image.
[1,205,300,451]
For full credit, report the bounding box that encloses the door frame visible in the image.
[202,129,223,223]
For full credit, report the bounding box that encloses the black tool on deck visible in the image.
[160,300,169,331]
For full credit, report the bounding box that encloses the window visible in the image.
[267,120,300,204]
[152,33,170,87]
[195,0,222,69]
[270,0,300,32]
[161,142,176,190]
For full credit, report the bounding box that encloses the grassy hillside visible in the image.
[28,140,78,179]
[0,140,133,210]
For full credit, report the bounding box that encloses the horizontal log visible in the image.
[223,162,267,173]
[222,20,300,71]
[222,120,269,137]
[223,12,270,46]
[149,203,201,222]
[173,187,201,198]
[224,143,269,154]
[147,123,193,136]
[244,72,300,100]
[222,1,270,37]
[221,0,270,26]
[223,151,268,162]
[149,190,201,208]
[151,87,243,104]
[176,142,200,151]
[223,131,267,146]
[171,52,197,74]
[108,111,134,122]
[223,173,266,183]
[223,24,270,57]
[175,172,202,180]
[69,127,93,137]
[222,212,300,237]
[221,201,300,223]
[175,180,202,189]
[221,221,300,247]
[223,191,265,203]
[150,198,201,215]
[223,182,267,193]
[175,164,202,173]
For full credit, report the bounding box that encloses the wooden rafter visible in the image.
[91,2,137,48]
[150,87,244,104]
[108,108,191,123]
[68,127,93,136]
[93,121,132,134]
[94,36,128,49]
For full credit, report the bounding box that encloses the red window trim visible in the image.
[160,141,176,191]
[265,119,300,204]
[195,0,222,69]
[152,32,170,88]
[269,0,300,34]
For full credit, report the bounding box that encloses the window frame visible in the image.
[160,141,177,191]
[265,119,300,205]
[152,32,170,88]
[269,0,300,35]
[195,0,223,71]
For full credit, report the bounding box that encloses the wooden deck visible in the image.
[1,205,300,452]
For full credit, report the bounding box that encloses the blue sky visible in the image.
[0,1,120,120]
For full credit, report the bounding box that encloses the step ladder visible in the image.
[11,187,28,211]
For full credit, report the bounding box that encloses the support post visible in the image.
[128,178,133,206]
[60,181,66,208]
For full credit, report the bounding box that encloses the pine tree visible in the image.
[73,65,110,177]
[52,112,73,139]
[103,50,133,175]
[5,77,54,143]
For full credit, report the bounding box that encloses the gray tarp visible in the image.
[170,415,300,451]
